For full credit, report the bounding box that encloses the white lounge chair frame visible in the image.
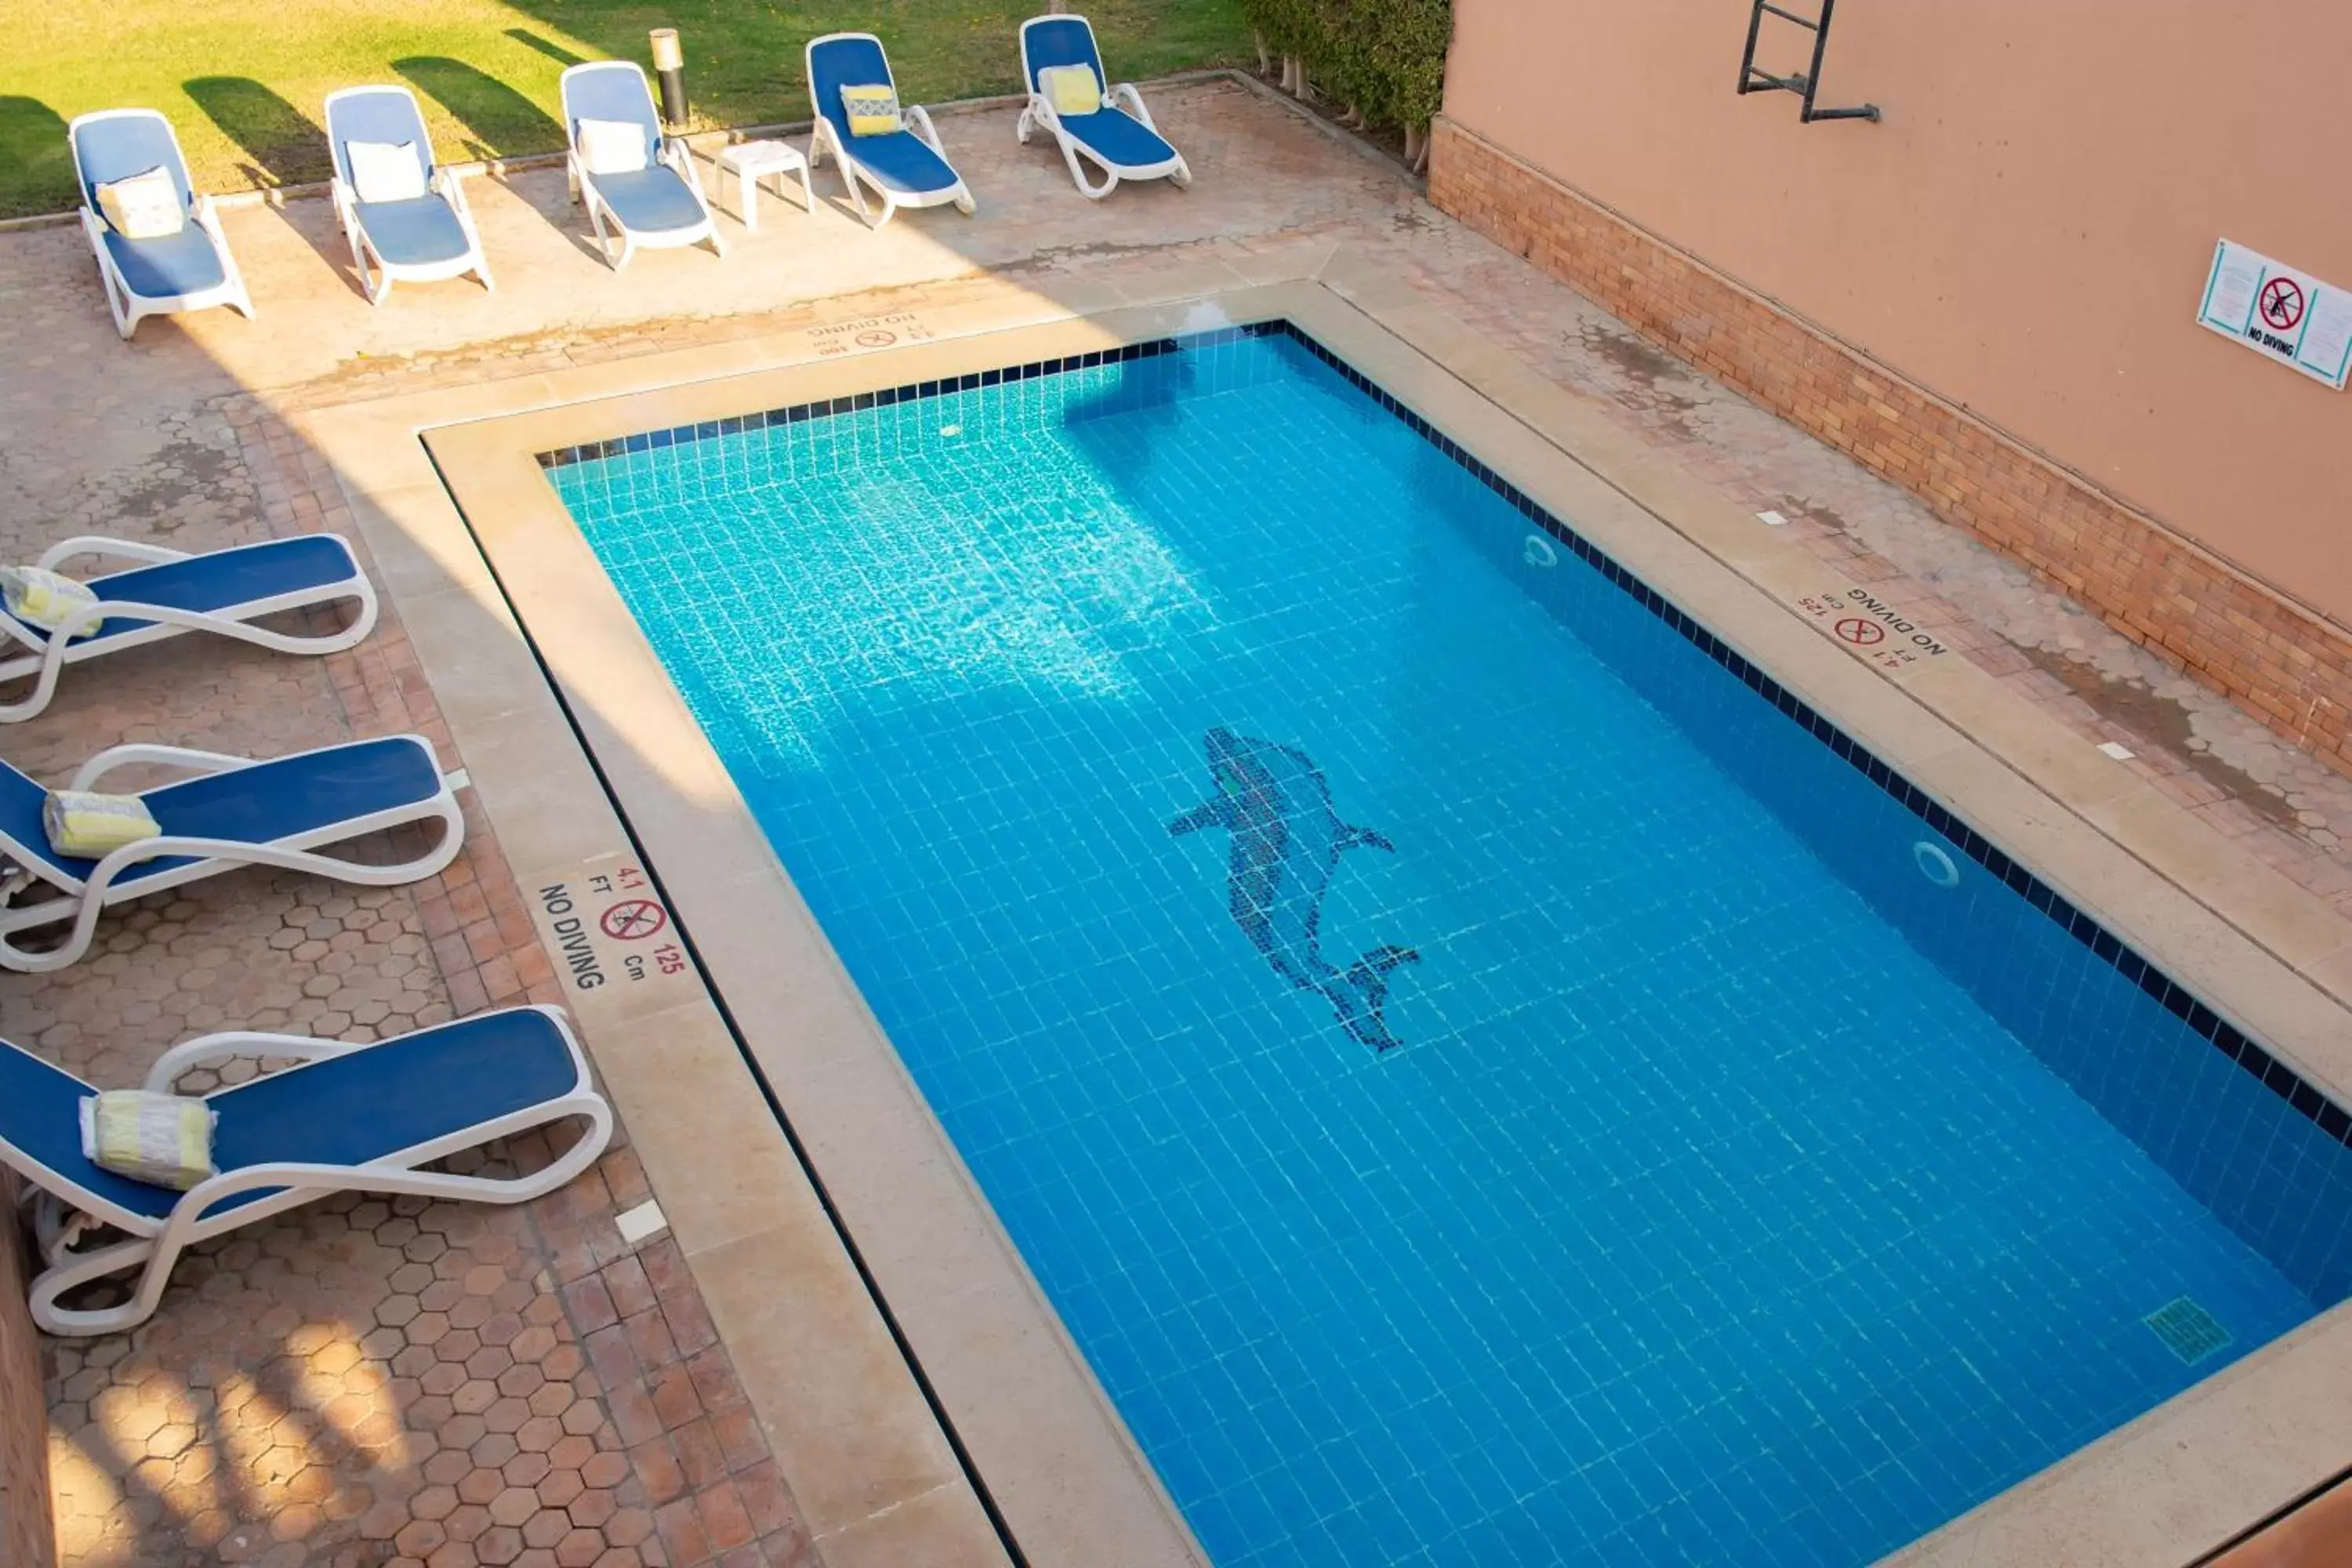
[0,735,464,973]
[805,34,976,230]
[19,1007,612,1336]
[560,62,725,271]
[1014,20,1191,200]
[323,85,495,305]
[69,109,257,340]
[0,534,379,724]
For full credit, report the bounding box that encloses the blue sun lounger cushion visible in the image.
[324,86,497,301]
[67,109,255,338]
[557,62,724,270]
[807,33,975,226]
[0,733,464,971]
[0,1007,615,1334]
[0,533,379,724]
[1016,16,1190,199]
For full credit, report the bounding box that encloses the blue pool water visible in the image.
[548,328,2352,1567]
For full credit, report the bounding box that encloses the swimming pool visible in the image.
[543,324,2352,1567]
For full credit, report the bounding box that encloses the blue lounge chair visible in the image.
[559,60,724,270]
[806,32,975,228]
[0,1007,612,1335]
[67,109,256,339]
[1017,15,1190,199]
[0,533,379,723]
[0,733,463,971]
[324,85,494,304]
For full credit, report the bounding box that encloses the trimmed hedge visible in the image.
[1243,0,1451,137]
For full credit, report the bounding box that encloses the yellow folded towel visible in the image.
[1040,64,1103,118]
[81,1091,218,1191]
[840,84,902,138]
[44,790,162,858]
[0,565,102,637]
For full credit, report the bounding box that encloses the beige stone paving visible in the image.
[5,71,2352,1567]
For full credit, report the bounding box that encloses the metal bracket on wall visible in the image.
[1738,0,1880,123]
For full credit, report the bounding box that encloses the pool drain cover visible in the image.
[2144,1298,2231,1364]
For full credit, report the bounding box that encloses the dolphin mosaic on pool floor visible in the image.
[1168,728,1422,1055]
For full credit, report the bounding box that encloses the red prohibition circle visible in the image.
[2259,276,2305,332]
[598,899,668,941]
[1835,617,1888,647]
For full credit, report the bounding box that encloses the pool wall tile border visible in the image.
[536,318,2352,1157]
[535,335,1210,471]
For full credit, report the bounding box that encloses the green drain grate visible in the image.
[2144,1297,2232,1365]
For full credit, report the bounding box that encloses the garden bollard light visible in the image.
[650,28,688,128]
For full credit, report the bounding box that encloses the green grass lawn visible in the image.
[0,0,1250,216]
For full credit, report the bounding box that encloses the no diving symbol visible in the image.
[1834,617,1887,648]
[854,328,898,349]
[2259,277,2305,332]
[599,898,667,941]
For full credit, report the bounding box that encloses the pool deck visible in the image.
[5,73,2351,1568]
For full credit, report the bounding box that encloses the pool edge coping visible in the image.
[296,260,2352,1568]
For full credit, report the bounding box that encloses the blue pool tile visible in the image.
[550,329,2352,1567]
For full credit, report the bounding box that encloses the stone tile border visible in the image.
[1427,116,2352,786]
[301,256,2352,1567]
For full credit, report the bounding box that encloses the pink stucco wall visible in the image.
[1444,0,2352,620]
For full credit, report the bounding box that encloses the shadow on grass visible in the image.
[0,96,74,215]
[394,56,567,163]
[492,3,833,135]
[184,75,324,188]
[506,28,586,69]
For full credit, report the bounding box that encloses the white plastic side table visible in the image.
[717,140,814,230]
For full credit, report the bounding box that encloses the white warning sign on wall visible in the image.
[2196,239,2352,390]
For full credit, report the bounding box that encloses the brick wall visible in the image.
[0,1172,56,1568]
[1428,115,2352,776]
